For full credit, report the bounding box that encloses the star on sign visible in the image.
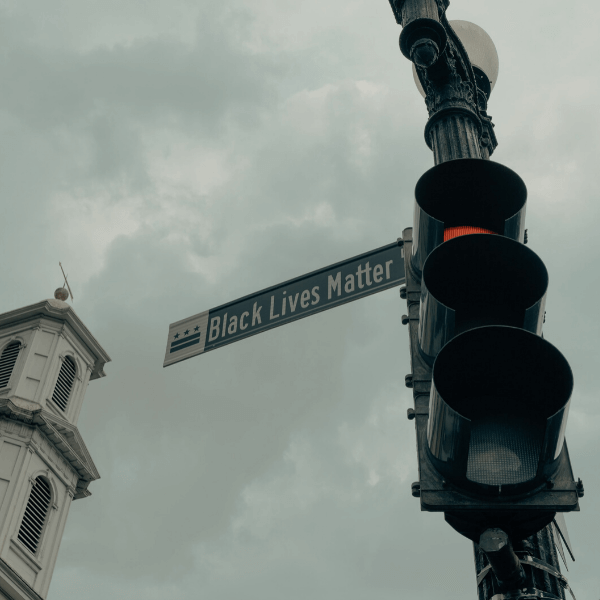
[184,329,190,335]
[174,333,180,339]
[194,325,200,332]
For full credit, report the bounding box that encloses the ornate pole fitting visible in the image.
[418,34,483,162]
[393,0,449,68]
[476,87,498,159]
[393,0,496,162]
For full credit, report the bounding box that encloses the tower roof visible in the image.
[0,298,110,380]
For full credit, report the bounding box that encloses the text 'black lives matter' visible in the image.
[164,241,405,367]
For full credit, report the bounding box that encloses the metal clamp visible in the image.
[478,556,576,600]
[407,407,429,420]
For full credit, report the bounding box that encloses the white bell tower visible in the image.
[0,289,110,600]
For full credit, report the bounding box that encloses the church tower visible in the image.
[0,289,110,600]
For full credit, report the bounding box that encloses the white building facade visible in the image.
[0,297,109,600]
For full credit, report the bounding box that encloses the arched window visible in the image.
[51,356,76,412]
[18,476,51,554]
[0,341,21,388]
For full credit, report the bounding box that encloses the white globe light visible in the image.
[412,20,499,98]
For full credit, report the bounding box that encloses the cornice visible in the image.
[29,431,78,488]
[0,299,110,381]
[0,399,99,500]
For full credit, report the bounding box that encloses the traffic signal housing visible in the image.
[412,159,527,279]
[403,158,581,543]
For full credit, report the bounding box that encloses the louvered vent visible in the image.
[18,476,51,554]
[51,356,76,412]
[0,341,21,388]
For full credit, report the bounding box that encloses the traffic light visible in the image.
[403,158,582,544]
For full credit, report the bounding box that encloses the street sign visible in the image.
[164,241,405,367]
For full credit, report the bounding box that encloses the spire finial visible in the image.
[55,263,74,302]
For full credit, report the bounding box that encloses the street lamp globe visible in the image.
[412,20,499,98]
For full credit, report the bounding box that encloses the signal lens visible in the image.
[444,226,497,241]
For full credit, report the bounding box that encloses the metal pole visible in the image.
[389,1,570,598]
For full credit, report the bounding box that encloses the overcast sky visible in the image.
[1,0,599,598]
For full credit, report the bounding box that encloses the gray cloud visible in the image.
[0,0,598,598]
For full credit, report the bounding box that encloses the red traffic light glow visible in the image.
[444,226,497,241]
